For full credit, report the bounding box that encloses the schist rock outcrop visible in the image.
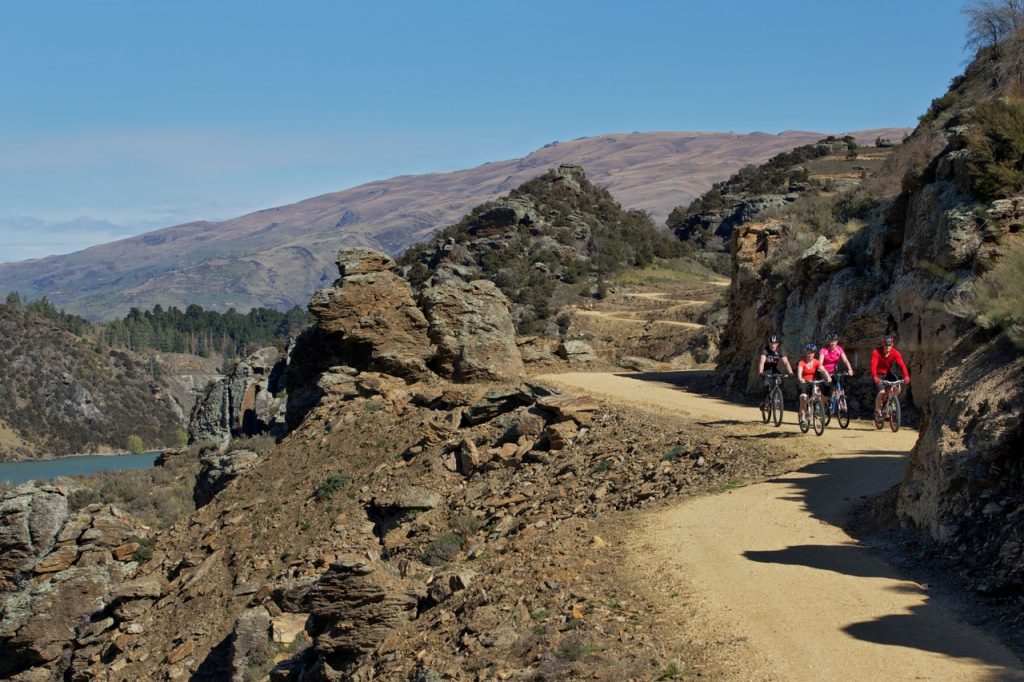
[400,164,685,334]
[0,483,156,680]
[705,56,1023,601]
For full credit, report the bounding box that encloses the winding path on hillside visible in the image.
[534,371,1024,681]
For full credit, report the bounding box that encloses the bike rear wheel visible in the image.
[824,397,832,427]
[771,388,784,427]
[837,395,850,429]
[888,395,901,432]
[760,393,770,423]
[812,398,826,436]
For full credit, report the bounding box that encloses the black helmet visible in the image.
[768,334,779,344]
[825,331,839,342]
[805,342,817,352]
[882,335,894,346]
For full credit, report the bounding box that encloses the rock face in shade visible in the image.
[187,347,287,448]
[307,250,434,381]
[418,267,525,382]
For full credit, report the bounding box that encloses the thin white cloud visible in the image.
[0,215,161,263]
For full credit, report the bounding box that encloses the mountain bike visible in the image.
[824,372,851,429]
[798,379,827,436]
[760,373,786,427]
[874,379,904,432]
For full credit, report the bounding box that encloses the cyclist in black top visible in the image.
[757,334,793,392]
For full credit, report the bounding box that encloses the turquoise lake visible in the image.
[0,452,160,485]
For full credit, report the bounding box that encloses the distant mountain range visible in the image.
[0,128,907,319]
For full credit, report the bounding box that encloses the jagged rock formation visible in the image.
[307,248,435,380]
[667,136,862,252]
[188,347,287,448]
[0,483,155,680]
[899,333,1024,594]
[194,449,261,508]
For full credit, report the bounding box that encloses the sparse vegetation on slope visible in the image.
[0,302,184,459]
[400,165,685,333]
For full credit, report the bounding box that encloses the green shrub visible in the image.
[125,434,144,454]
[423,532,465,566]
[447,512,483,538]
[314,473,349,502]
[969,243,1024,345]
[661,445,685,462]
[965,94,1024,201]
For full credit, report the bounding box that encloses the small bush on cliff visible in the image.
[965,93,1024,201]
[314,472,349,502]
[423,531,465,565]
[969,243,1024,346]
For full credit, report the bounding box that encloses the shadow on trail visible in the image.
[745,544,1024,673]
[746,544,902,579]
[766,453,907,525]
[742,454,1024,674]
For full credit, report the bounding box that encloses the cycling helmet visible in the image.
[805,342,817,352]
[768,334,779,344]
[882,335,894,346]
[825,331,839,342]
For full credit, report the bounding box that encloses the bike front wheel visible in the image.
[812,398,826,436]
[888,395,901,432]
[837,395,850,429]
[771,388,784,428]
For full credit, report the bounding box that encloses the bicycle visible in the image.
[874,379,904,432]
[798,379,827,436]
[824,372,851,429]
[760,373,786,428]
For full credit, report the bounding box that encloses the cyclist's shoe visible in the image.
[874,411,883,421]
[799,417,808,428]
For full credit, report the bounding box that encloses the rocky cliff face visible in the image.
[188,347,287,448]
[0,483,155,679]
[712,64,1023,598]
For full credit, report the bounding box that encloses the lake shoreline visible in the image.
[0,448,168,464]
[0,451,165,486]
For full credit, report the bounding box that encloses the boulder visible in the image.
[419,270,525,382]
[557,340,597,362]
[194,449,261,507]
[0,484,69,590]
[516,336,558,364]
[304,557,419,675]
[308,248,434,380]
[0,565,123,678]
[230,606,272,682]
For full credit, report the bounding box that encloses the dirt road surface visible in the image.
[534,371,1024,681]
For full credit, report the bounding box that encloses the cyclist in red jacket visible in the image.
[797,342,831,427]
[870,335,910,419]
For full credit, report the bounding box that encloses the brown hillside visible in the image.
[0,129,906,320]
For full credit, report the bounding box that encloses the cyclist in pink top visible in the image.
[818,331,853,401]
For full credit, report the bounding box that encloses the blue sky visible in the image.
[0,1,968,263]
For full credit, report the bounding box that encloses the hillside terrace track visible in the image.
[533,370,1024,681]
